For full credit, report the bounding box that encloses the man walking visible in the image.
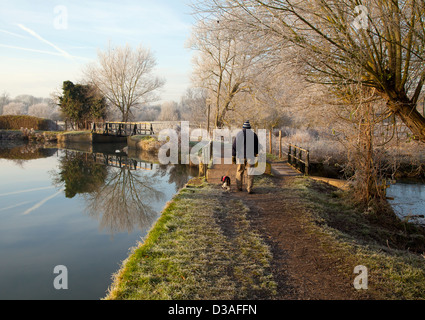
[232,120,259,194]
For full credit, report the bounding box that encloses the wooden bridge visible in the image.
[199,140,306,185]
[91,121,155,137]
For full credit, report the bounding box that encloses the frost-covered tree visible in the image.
[157,101,181,121]
[84,43,165,122]
[27,103,55,119]
[2,102,26,115]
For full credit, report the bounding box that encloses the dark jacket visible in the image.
[232,129,259,160]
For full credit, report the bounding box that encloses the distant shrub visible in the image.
[0,115,56,131]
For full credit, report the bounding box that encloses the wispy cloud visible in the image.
[16,24,74,60]
[22,189,63,215]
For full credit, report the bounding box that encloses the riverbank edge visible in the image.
[104,172,425,300]
[0,129,129,144]
[291,176,425,299]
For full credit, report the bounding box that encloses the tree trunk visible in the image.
[387,99,425,143]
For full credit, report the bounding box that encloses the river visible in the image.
[0,142,196,300]
[387,181,425,226]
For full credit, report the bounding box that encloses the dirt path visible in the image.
[207,162,369,300]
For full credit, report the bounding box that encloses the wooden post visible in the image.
[279,131,282,159]
[299,149,303,172]
[207,104,211,136]
[198,156,206,177]
[288,144,292,164]
[269,130,272,154]
[305,150,310,176]
[293,145,297,168]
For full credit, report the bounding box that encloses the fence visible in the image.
[287,144,310,175]
[61,120,184,135]
[266,130,310,175]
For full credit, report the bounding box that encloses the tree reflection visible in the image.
[52,151,108,198]
[52,150,167,235]
[83,166,165,235]
[157,164,199,191]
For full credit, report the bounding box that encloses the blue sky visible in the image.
[0,0,196,103]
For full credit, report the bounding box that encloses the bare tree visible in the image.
[180,87,208,125]
[27,103,58,119]
[0,91,10,114]
[157,101,181,121]
[188,16,273,128]
[2,102,26,115]
[194,0,425,142]
[84,43,165,122]
[132,105,161,121]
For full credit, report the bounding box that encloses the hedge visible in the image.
[0,115,55,131]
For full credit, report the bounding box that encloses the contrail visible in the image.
[0,186,55,197]
[17,23,74,60]
[0,44,63,57]
[22,189,64,215]
[0,201,31,212]
[0,43,89,61]
[0,29,28,39]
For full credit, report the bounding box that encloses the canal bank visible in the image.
[105,170,425,300]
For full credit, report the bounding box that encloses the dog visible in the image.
[221,176,231,191]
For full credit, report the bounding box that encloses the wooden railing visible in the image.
[91,121,154,136]
[287,144,310,175]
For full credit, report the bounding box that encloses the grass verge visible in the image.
[105,179,277,300]
[294,176,425,299]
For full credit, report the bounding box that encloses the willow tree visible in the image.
[84,43,165,122]
[194,0,425,142]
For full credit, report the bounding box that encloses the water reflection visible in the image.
[0,141,57,165]
[52,151,108,198]
[49,148,197,235]
[387,183,425,226]
[0,142,196,299]
[83,163,165,235]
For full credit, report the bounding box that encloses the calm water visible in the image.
[387,182,425,226]
[0,142,195,300]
